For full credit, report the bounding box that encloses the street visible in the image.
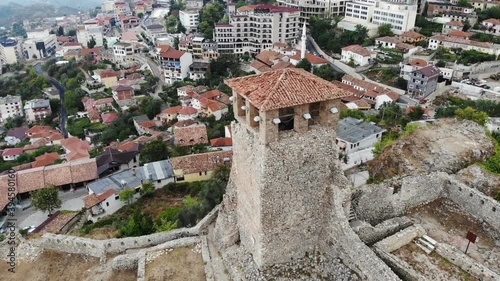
[17,188,88,229]
[134,53,164,99]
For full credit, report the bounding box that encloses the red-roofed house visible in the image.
[177,106,199,121]
[60,137,92,161]
[340,45,376,67]
[112,85,135,101]
[174,123,208,147]
[96,69,119,88]
[155,45,193,84]
[32,152,60,168]
[482,18,500,35]
[192,96,228,120]
[101,112,119,124]
[289,52,329,67]
[26,125,64,145]
[210,137,233,149]
[84,189,116,216]
[81,48,101,62]
[156,105,183,123]
[2,148,24,161]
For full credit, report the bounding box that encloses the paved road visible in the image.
[134,53,164,99]
[35,63,68,137]
[17,188,88,229]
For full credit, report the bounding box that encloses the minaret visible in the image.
[300,21,307,60]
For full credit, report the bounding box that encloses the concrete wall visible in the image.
[353,173,449,225]
[373,225,425,253]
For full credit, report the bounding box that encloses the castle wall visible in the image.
[353,173,449,225]
[445,179,500,234]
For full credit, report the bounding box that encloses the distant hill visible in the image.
[12,0,102,10]
[0,3,80,28]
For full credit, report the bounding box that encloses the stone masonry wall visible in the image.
[36,205,219,259]
[353,172,449,225]
[444,179,500,234]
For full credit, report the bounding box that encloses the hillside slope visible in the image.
[368,119,495,181]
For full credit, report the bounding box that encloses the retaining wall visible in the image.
[373,225,425,253]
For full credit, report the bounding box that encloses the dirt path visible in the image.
[145,246,206,281]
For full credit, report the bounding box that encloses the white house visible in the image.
[2,148,24,161]
[336,117,385,154]
[24,99,52,123]
[84,159,175,221]
[0,95,23,123]
[341,44,376,66]
[177,106,198,121]
[5,128,28,146]
[156,45,193,84]
[482,18,500,35]
[179,10,200,33]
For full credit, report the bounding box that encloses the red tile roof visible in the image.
[84,189,116,208]
[447,20,464,27]
[100,70,118,78]
[341,44,375,57]
[63,42,83,47]
[484,18,500,25]
[159,45,186,59]
[201,89,226,100]
[139,120,157,128]
[32,152,60,168]
[171,150,233,174]
[81,48,101,56]
[409,59,428,67]
[290,52,329,65]
[401,30,426,39]
[178,107,198,115]
[173,119,198,128]
[162,105,183,114]
[447,30,474,38]
[210,137,233,147]
[94,97,114,105]
[225,68,351,111]
[174,124,208,146]
[101,112,119,124]
[2,148,24,156]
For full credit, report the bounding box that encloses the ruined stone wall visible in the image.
[444,179,500,234]
[36,206,219,258]
[353,173,449,225]
[435,242,500,281]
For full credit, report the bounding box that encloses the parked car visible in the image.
[22,225,36,234]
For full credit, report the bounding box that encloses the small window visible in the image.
[115,196,119,200]
[176,176,185,182]
[204,171,207,175]
[157,180,161,183]
[106,202,109,207]
[135,187,140,193]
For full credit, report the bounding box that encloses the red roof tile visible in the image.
[2,148,24,156]
[171,150,233,174]
[210,137,233,147]
[101,112,119,124]
[290,53,329,65]
[341,44,375,57]
[225,68,351,111]
[162,105,183,114]
[174,124,208,146]
[178,107,198,115]
[32,152,60,168]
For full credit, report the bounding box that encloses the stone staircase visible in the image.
[414,235,437,254]
[348,206,357,222]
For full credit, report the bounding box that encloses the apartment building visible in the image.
[141,24,170,44]
[77,22,104,48]
[156,45,193,84]
[23,29,57,60]
[276,0,346,21]
[0,39,18,65]
[114,2,132,16]
[215,5,301,56]
[0,95,23,123]
[179,36,219,61]
[113,42,135,66]
[407,65,440,99]
[427,2,478,25]
[341,0,417,35]
[186,0,204,10]
[179,10,200,33]
[24,99,52,123]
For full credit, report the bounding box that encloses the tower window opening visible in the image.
[278,107,294,131]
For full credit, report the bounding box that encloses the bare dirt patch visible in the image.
[407,199,500,274]
[394,243,477,281]
[0,250,99,281]
[107,269,137,281]
[145,246,206,281]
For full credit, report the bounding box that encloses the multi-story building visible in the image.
[186,0,204,10]
[179,10,200,33]
[0,39,18,65]
[276,0,346,21]
[407,65,440,99]
[77,22,104,48]
[341,0,417,35]
[0,95,23,123]
[101,0,115,13]
[189,62,210,80]
[179,36,219,61]
[215,5,301,56]
[24,99,52,123]
[22,29,57,60]
[427,2,477,25]
[114,2,131,16]
[156,45,193,84]
[113,42,135,66]
[141,24,170,44]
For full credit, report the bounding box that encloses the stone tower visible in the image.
[215,68,349,268]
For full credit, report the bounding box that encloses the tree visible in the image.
[57,26,64,36]
[64,90,85,115]
[119,189,136,204]
[199,1,225,39]
[137,12,144,19]
[377,23,394,37]
[407,106,425,121]
[236,0,246,8]
[87,36,97,48]
[296,59,312,72]
[31,185,62,215]
[455,107,489,126]
[458,0,473,8]
[176,22,187,34]
[314,64,337,81]
[140,96,163,119]
[4,116,24,129]
[119,209,155,237]
[140,181,155,196]
[463,19,471,31]
[139,139,169,164]
[66,29,77,36]
[340,108,365,120]
[212,165,230,182]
